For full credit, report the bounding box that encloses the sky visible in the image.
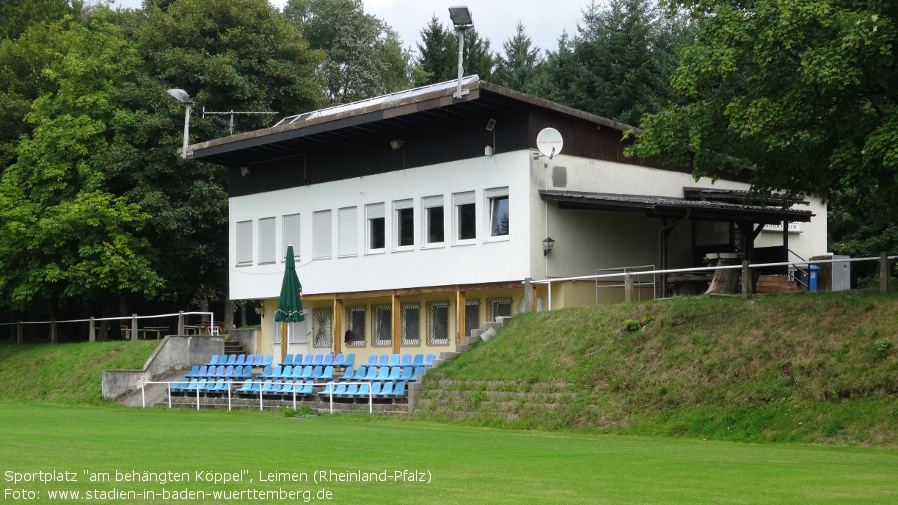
[108,0,599,55]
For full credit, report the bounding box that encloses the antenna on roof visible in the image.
[202,108,279,136]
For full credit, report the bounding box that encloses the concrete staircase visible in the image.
[412,379,580,420]
[756,274,803,293]
[224,340,245,356]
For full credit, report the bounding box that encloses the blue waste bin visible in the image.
[809,265,819,292]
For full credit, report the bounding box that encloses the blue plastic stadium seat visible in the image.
[370,382,382,396]
[347,366,364,380]
[235,354,246,366]
[235,379,255,395]
[223,365,235,378]
[355,383,371,397]
[298,365,313,379]
[245,354,256,365]
[259,365,272,378]
[343,354,356,367]
[318,383,336,396]
[310,365,324,379]
[374,367,391,381]
[169,378,185,393]
[311,354,322,365]
[323,354,334,366]
[412,354,424,366]
[185,365,199,379]
[319,366,334,381]
[362,367,379,381]
[260,355,271,367]
[389,381,406,398]
[291,354,303,366]
[399,366,414,381]
[207,354,219,366]
[378,354,390,366]
[332,383,347,396]
[344,384,359,397]
[280,354,294,367]
[424,354,436,366]
[386,366,402,382]
[379,382,394,396]
[400,354,412,367]
[413,366,426,381]
[225,354,237,365]
[338,365,354,380]
[364,355,378,367]
[333,353,345,366]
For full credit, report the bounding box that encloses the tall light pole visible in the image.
[166,88,192,160]
[448,6,473,99]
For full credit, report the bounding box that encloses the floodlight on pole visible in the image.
[448,6,473,99]
[166,88,193,160]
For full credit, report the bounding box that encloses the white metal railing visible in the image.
[533,255,897,310]
[595,265,657,304]
[139,379,377,414]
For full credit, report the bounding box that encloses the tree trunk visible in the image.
[223,299,236,333]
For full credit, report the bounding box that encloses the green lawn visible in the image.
[1,404,896,504]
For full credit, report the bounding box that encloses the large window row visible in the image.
[235,188,509,265]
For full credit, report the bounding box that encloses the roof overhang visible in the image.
[541,190,814,224]
[186,76,634,167]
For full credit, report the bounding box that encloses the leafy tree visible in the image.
[0,0,79,41]
[531,0,689,125]
[284,0,412,104]
[414,15,493,86]
[628,0,898,208]
[493,22,541,93]
[0,15,162,314]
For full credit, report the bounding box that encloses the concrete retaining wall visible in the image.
[230,328,258,355]
[102,336,223,400]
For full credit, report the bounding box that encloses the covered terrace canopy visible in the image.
[540,188,816,293]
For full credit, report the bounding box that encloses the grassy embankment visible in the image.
[420,291,898,445]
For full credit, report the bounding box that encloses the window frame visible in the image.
[366,202,386,254]
[426,300,450,346]
[394,199,415,250]
[236,220,253,266]
[312,210,332,260]
[453,191,476,245]
[344,305,367,347]
[485,187,510,239]
[338,206,358,258]
[258,216,277,264]
[282,213,301,262]
[371,304,392,347]
[422,195,444,247]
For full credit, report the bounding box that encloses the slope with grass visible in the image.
[0,340,159,404]
[418,292,898,445]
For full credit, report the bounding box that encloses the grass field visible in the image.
[2,404,897,504]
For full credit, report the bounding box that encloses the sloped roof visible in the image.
[540,190,814,223]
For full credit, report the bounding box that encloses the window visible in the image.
[372,304,391,346]
[344,306,366,347]
[288,320,307,344]
[259,217,276,264]
[695,221,732,246]
[236,220,253,265]
[454,191,476,242]
[338,206,358,257]
[367,203,385,252]
[394,199,414,248]
[401,303,420,345]
[486,187,509,237]
[487,297,513,322]
[465,300,480,337]
[423,195,444,245]
[312,308,333,348]
[313,210,332,259]
[283,213,301,260]
[427,301,450,345]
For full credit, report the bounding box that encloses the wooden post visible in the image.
[89,317,96,343]
[50,321,58,343]
[280,322,288,365]
[742,261,752,299]
[333,298,343,355]
[131,314,138,341]
[881,251,891,293]
[523,278,533,313]
[624,273,633,303]
[392,293,401,355]
[456,289,466,345]
[17,322,23,344]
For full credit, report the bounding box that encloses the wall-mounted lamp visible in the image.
[485,118,497,156]
[390,138,406,150]
[240,166,251,177]
[542,236,556,256]
[253,300,264,317]
[486,118,496,131]
[449,6,473,99]
[166,88,193,160]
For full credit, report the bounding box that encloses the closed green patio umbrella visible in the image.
[275,245,304,363]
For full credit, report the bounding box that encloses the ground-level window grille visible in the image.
[465,300,480,337]
[427,301,450,346]
[487,297,512,322]
[344,306,366,347]
[312,308,333,348]
[402,303,420,346]
[372,304,392,347]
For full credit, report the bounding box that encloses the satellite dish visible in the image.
[536,127,563,159]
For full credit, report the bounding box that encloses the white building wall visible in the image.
[229,152,533,300]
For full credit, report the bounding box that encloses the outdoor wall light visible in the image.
[448,6,473,99]
[166,88,193,160]
[542,236,556,256]
[390,138,406,150]
[240,166,251,177]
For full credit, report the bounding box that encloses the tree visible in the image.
[414,15,493,86]
[628,1,898,209]
[530,0,689,126]
[0,15,162,314]
[284,0,412,105]
[493,22,541,93]
[0,0,78,41]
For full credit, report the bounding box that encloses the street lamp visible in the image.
[448,6,473,99]
[166,88,192,160]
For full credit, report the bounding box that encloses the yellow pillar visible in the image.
[333,298,343,355]
[392,293,401,354]
[456,289,466,345]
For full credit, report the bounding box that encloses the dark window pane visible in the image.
[427,207,444,243]
[458,203,475,240]
[398,208,414,246]
[370,217,385,249]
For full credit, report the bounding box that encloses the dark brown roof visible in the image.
[540,190,813,224]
